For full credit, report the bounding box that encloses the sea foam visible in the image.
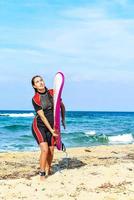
[108,134,134,144]
[85,130,96,136]
[0,113,34,117]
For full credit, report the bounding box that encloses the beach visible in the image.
[0,144,134,200]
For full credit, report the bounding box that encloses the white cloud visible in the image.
[61,7,106,20]
[37,16,134,71]
[0,3,134,83]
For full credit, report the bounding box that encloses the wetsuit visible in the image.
[32,88,54,146]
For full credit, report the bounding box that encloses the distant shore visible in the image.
[0,144,134,200]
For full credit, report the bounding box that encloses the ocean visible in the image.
[0,110,134,152]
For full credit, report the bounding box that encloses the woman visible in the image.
[31,75,65,181]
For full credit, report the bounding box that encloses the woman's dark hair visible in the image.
[31,75,42,92]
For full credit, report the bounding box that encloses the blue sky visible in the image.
[0,0,134,111]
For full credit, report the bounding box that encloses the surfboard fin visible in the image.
[62,142,66,152]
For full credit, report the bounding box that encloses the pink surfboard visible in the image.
[53,72,64,150]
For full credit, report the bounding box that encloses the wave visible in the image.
[0,113,34,117]
[83,131,134,144]
[2,124,30,131]
[20,135,33,141]
[108,134,134,144]
[85,130,96,136]
[0,145,38,152]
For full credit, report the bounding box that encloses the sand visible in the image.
[0,144,134,200]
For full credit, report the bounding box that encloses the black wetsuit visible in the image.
[32,88,54,146]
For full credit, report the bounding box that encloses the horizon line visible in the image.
[0,109,134,113]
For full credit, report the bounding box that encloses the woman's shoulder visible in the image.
[48,89,54,96]
[32,92,41,105]
[32,92,40,99]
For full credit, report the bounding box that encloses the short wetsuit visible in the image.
[32,88,54,146]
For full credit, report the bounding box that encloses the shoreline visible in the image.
[0,144,134,199]
[0,142,133,153]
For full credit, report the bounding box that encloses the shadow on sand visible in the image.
[52,156,87,174]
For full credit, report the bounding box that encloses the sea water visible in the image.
[0,110,134,152]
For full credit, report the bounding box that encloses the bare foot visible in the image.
[40,176,46,181]
[45,169,53,176]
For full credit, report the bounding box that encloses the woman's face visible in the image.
[33,76,45,91]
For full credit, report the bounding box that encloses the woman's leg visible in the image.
[39,142,48,180]
[45,145,54,175]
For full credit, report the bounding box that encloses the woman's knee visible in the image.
[40,142,49,153]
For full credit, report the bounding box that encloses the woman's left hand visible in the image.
[61,119,66,129]
[51,129,58,137]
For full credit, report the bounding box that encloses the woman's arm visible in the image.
[37,110,58,136]
[60,101,66,129]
